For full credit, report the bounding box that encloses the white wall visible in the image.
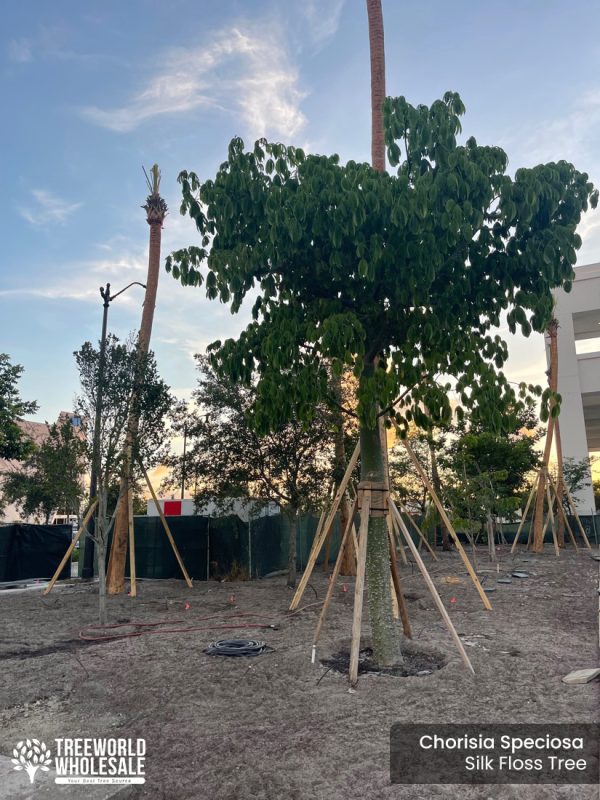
[551,263,600,511]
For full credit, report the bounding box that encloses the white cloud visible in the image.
[19,189,83,226]
[79,25,307,140]
[300,0,345,45]
[506,90,600,169]
[7,38,33,63]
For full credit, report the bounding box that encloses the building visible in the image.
[549,262,600,511]
[146,497,280,522]
[0,412,83,523]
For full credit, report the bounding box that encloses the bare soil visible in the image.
[0,547,598,800]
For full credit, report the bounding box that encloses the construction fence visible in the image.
[104,512,345,581]
[0,523,72,583]
[3,511,598,584]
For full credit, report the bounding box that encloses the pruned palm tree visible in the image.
[106,166,168,594]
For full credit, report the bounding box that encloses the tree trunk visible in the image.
[532,320,558,552]
[97,538,107,625]
[429,436,450,550]
[96,490,109,624]
[287,513,298,588]
[487,512,496,562]
[366,0,386,172]
[106,194,165,594]
[360,413,402,667]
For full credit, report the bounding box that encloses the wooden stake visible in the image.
[312,498,359,649]
[402,439,492,611]
[389,499,474,674]
[128,487,137,597]
[511,474,539,554]
[44,499,98,595]
[390,575,399,619]
[290,441,360,610]
[388,526,412,638]
[388,513,408,565]
[139,459,193,588]
[349,489,371,686]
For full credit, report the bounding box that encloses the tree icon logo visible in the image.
[11,739,52,783]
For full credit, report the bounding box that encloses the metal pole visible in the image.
[81,280,146,579]
[180,422,187,500]
[82,283,111,578]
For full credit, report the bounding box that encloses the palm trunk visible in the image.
[366,0,386,172]
[532,320,558,552]
[106,170,166,594]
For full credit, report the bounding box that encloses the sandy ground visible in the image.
[0,547,598,800]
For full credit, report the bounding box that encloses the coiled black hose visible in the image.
[204,639,270,657]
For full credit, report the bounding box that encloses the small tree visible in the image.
[0,354,38,461]
[2,419,86,523]
[164,356,334,586]
[441,408,541,554]
[388,427,452,547]
[74,335,172,622]
[167,94,596,666]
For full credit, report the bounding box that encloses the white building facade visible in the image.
[550,262,600,511]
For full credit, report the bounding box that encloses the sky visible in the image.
[2,0,600,426]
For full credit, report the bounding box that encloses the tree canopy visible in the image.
[74,335,173,490]
[0,354,38,461]
[167,92,596,436]
[2,419,86,523]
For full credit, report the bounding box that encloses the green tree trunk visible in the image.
[360,413,402,667]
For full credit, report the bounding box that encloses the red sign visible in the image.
[163,500,182,516]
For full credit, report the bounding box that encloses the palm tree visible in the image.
[367,0,386,172]
[106,167,168,594]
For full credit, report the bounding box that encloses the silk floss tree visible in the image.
[167,94,596,668]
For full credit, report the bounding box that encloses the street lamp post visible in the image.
[81,280,146,579]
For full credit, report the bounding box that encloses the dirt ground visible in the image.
[1,546,598,800]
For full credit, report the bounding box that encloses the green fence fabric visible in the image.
[0,524,72,582]
[101,511,600,583]
[103,512,344,581]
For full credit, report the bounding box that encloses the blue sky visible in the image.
[2,0,600,423]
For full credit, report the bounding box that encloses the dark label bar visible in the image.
[390,724,599,784]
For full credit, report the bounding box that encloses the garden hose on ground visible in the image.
[204,639,272,657]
